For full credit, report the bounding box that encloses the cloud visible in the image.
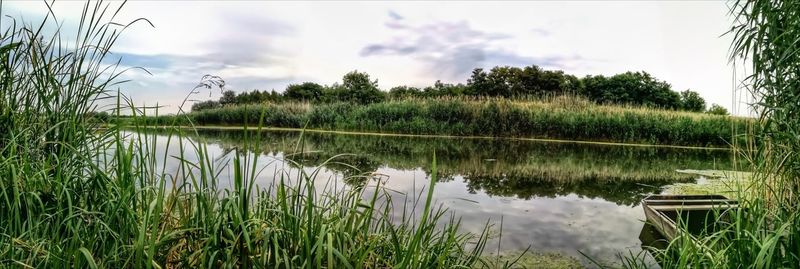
[110,51,297,90]
[199,15,296,66]
[101,13,301,112]
[361,15,582,80]
[388,10,403,20]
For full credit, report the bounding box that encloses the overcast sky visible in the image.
[6,1,749,115]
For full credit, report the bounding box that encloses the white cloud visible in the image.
[3,1,745,114]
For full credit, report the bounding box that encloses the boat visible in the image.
[642,194,738,241]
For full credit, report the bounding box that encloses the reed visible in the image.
[0,2,504,268]
[621,0,800,268]
[137,97,753,147]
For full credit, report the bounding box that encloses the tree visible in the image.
[336,71,385,104]
[514,66,568,96]
[465,65,579,97]
[219,90,237,106]
[580,71,681,109]
[423,80,467,97]
[267,90,283,103]
[285,82,324,102]
[466,66,518,97]
[191,100,220,111]
[679,89,706,112]
[235,90,267,104]
[706,104,729,116]
[388,86,423,99]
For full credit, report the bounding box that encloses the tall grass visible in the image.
[627,1,800,268]
[137,96,752,147]
[0,2,501,268]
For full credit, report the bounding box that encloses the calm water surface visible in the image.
[140,129,736,267]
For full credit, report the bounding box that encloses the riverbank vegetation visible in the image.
[4,0,798,268]
[627,1,800,268]
[0,2,511,268]
[139,96,751,147]
[191,63,725,115]
[177,63,741,148]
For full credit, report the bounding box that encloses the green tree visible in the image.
[467,65,576,97]
[389,86,423,99]
[219,90,237,106]
[466,68,491,96]
[514,65,572,96]
[706,104,729,115]
[266,90,283,103]
[235,90,269,104]
[285,82,324,102]
[679,89,706,112]
[423,80,467,97]
[580,71,681,109]
[336,71,385,104]
[191,100,220,111]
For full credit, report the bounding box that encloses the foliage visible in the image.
[284,82,324,102]
[190,67,707,113]
[192,89,283,112]
[389,85,425,99]
[706,104,729,115]
[581,71,682,109]
[219,89,238,105]
[730,0,800,247]
[139,97,752,147]
[424,80,469,98]
[191,100,220,111]
[680,89,707,112]
[467,66,580,97]
[331,71,386,104]
[235,89,282,104]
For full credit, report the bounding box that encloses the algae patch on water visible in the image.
[484,251,583,269]
[662,169,753,199]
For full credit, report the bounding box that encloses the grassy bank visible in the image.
[137,96,752,147]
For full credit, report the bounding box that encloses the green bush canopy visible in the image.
[192,66,709,113]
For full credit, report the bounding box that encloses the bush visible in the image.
[706,104,729,116]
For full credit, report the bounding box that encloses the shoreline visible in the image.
[130,124,734,151]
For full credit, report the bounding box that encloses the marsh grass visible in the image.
[0,2,509,268]
[136,97,752,148]
[621,1,800,268]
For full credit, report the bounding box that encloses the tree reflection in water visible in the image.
[174,129,737,206]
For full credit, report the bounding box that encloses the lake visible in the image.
[138,128,736,267]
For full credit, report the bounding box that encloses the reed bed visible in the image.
[137,97,752,148]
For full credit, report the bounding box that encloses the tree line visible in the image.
[191,65,728,115]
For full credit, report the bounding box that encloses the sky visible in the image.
[4,1,750,115]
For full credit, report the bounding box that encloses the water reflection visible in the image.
[144,128,736,266]
[193,129,735,205]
